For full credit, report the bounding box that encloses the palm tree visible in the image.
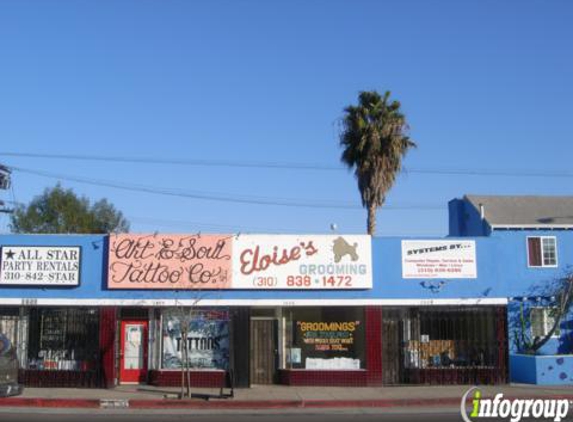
[340,90,416,235]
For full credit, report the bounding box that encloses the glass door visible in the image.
[119,320,148,384]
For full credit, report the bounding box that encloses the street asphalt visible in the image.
[0,408,558,422]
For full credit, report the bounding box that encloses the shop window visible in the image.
[527,237,557,267]
[27,308,99,371]
[410,308,497,368]
[0,307,20,348]
[530,307,560,338]
[382,306,506,385]
[161,308,229,370]
[284,307,365,370]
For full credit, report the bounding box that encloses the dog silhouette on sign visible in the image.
[332,237,359,263]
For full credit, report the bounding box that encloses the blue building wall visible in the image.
[448,198,491,236]
[490,230,573,356]
[510,354,573,385]
[0,234,506,302]
[3,196,573,386]
[448,195,573,358]
[0,232,570,306]
[1,219,572,359]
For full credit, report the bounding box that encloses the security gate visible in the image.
[381,310,403,385]
[250,319,278,384]
[382,306,508,385]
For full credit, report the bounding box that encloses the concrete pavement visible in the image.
[1,384,572,409]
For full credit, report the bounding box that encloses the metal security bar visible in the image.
[382,306,507,385]
[18,308,102,388]
[0,307,19,346]
[27,308,100,372]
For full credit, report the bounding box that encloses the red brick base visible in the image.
[278,307,383,387]
[19,369,101,388]
[279,369,367,386]
[148,370,225,388]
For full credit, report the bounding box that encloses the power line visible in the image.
[129,215,445,236]
[2,152,573,178]
[9,166,444,211]
[128,216,304,234]
[0,152,339,171]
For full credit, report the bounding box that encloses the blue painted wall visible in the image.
[449,195,573,357]
[492,230,573,355]
[0,232,570,305]
[0,215,572,358]
[448,198,491,237]
[0,234,505,302]
[510,354,573,385]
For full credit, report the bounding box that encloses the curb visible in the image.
[1,395,573,410]
[0,398,100,408]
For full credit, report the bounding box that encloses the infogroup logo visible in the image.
[460,387,571,422]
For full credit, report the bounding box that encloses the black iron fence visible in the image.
[382,306,508,385]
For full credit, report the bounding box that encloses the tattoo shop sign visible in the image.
[108,234,232,289]
[0,246,81,286]
[232,235,372,289]
[107,234,372,290]
[401,240,477,279]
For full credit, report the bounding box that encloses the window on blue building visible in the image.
[530,307,560,338]
[527,237,557,267]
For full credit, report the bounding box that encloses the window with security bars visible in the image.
[530,307,560,339]
[527,237,557,267]
[27,308,100,371]
[381,306,507,385]
[0,307,20,353]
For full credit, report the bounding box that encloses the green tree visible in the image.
[514,272,573,354]
[339,90,416,235]
[10,184,130,234]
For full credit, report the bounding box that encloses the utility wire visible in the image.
[128,216,304,234]
[129,215,445,236]
[2,152,573,178]
[9,166,443,210]
[0,152,338,171]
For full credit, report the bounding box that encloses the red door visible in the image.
[119,320,148,384]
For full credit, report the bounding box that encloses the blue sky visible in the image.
[0,0,571,236]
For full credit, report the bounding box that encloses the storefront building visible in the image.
[0,231,513,389]
[450,195,573,384]
[2,195,570,388]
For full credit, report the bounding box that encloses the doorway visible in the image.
[119,320,148,384]
[250,319,278,384]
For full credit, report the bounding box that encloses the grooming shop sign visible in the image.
[107,234,372,290]
[233,235,372,289]
[401,240,477,279]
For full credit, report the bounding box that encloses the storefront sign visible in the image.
[298,321,358,352]
[108,234,232,289]
[0,246,80,286]
[401,240,477,279]
[107,234,372,290]
[233,235,372,289]
[292,312,364,370]
[161,309,229,370]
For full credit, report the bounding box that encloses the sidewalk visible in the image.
[1,384,573,409]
